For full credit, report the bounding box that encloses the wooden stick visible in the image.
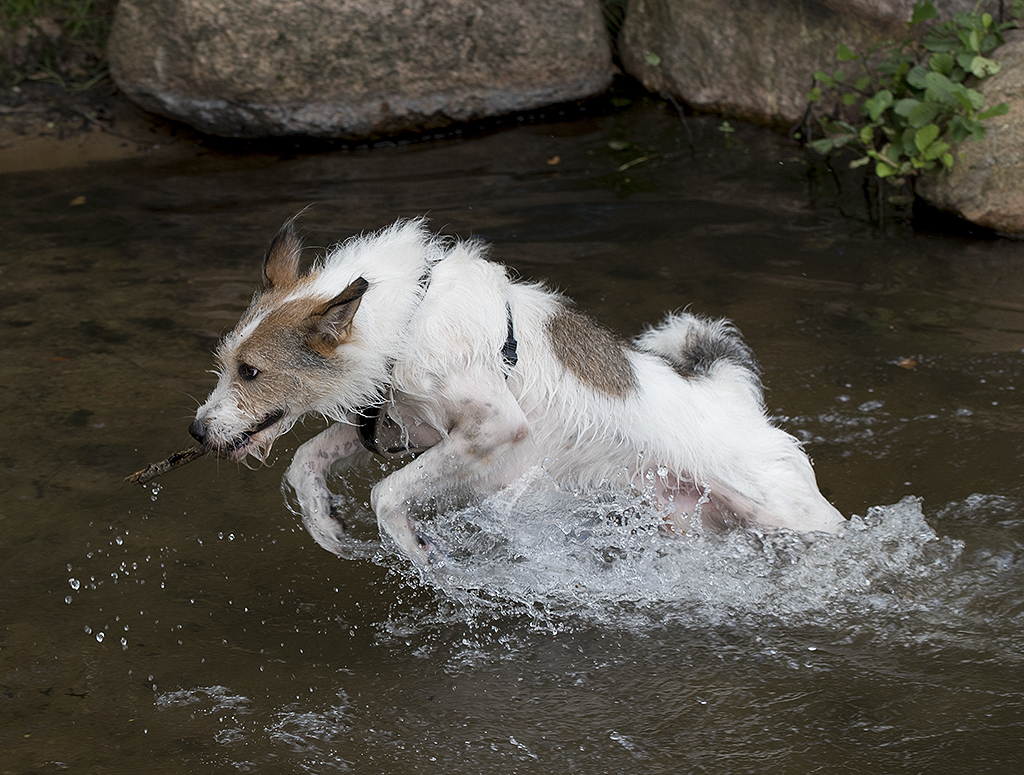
[125,446,205,486]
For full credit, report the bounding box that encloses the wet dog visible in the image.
[189,218,844,563]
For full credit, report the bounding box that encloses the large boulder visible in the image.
[619,0,978,127]
[916,30,1024,235]
[107,0,614,138]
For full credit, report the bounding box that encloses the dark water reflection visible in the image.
[2,100,1024,773]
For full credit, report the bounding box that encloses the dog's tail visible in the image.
[634,312,760,381]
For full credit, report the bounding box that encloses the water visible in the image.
[3,95,1024,773]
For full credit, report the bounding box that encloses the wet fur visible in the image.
[190,217,845,564]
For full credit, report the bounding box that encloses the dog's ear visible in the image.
[305,277,370,357]
[263,218,303,291]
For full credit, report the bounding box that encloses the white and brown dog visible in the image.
[189,217,844,564]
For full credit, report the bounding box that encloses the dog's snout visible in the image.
[188,418,208,445]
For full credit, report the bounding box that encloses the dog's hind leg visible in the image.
[284,419,368,555]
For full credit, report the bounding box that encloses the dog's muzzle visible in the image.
[189,409,285,456]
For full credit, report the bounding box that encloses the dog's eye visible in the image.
[238,363,260,381]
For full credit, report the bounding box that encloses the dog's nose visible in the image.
[188,418,208,444]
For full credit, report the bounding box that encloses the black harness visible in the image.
[357,303,518,457]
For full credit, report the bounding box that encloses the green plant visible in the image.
[805,0,1019,182]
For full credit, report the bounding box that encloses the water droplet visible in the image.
[95,632,105,643]
[68,578,80,590]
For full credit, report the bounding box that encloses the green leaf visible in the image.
[968,56,1001,77]
[860,125,876,145]
[645,53,661,67]
[893,98,920,117]
[811,138,834,154]
[837,43,858,61]
[964,86,985,111]
[929,52,954,74]
[968,29,981,53]
[941,152,954,168]
[842,93,859,106]
[855,75,871,91]
[911,1,938,25]
[923,71,954,91]
[980,33,1001,54]
[901,126,919,156]
[849,156,872,169]
[908,101,940,128]
[978,102,1009,120]
[915,123,940,153]
[906,65,930,89]
[830,132,858,148]
[865,89,894,121]
[948,115,972,143]
[807,87,822,102]
[956,52,976,71]
[876,161,896,178]
[924,140,950,161]
[924,71,958,106]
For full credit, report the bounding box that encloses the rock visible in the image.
[107,0,613,138]
[916,30,1024,235]
[619,0,978,127]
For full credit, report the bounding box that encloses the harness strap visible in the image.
[358,303,518,457]
[502,302,518,376]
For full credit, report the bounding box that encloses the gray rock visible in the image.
[108,0,614,138]
[618,0,977,127]
[916,30,1024,235]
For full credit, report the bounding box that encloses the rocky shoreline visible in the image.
[3,0,1022,233]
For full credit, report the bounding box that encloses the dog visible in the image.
[189,217,845,564]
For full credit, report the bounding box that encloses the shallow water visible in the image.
[3,97,1024,773]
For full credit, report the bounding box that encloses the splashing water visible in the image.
[418,470,955,620]
[308,467,1024,660]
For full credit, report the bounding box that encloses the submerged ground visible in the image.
[2,82,1024,773]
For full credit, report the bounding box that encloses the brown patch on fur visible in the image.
[263,218,305,291]
[305,278,369,357]
[237,278,369,364]
[547,303,636,396]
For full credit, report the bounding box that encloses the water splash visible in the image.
[361,469,1013,655]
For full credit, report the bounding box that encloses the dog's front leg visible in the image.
[284,419,368,555]
[370,385,529,564]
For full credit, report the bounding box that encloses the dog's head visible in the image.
[189,219,371,462]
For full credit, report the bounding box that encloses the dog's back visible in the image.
[382,241,842,535]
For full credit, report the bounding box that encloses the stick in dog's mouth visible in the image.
[125,446,205,486]
[222,408,286,459]
[125,409,286,486]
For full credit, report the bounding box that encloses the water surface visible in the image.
[2,98,1024,773]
